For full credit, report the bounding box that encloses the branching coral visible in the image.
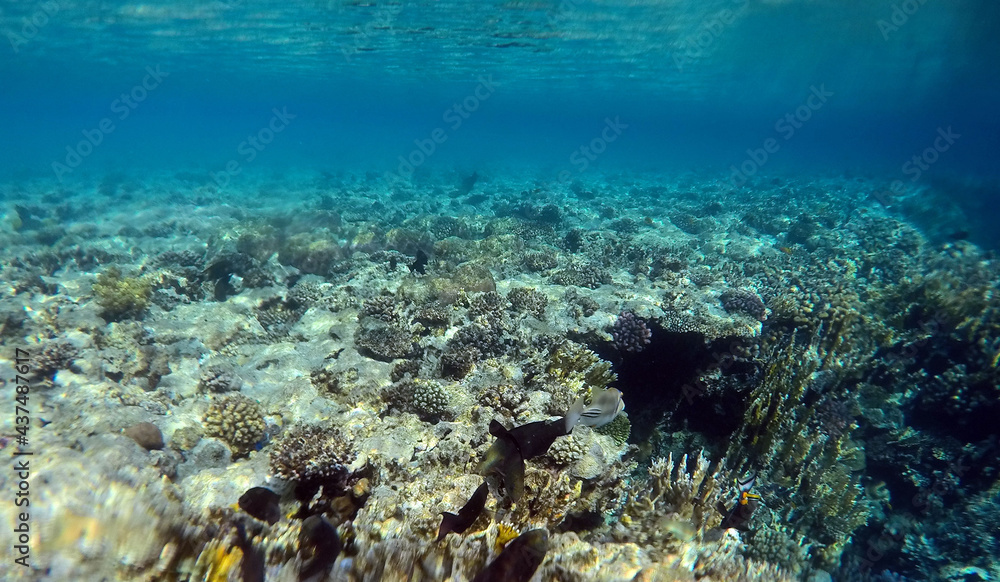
[726,329,871,571]
[619,451,726,551]
[269,425,357,493]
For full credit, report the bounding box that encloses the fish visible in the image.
[658,517,696,541]
[577,388,625,429]
[238,487,281,525]
[507,418,572,460]
[478,396,584,501]
[717,472,761,531]
[471,528,549,582]
[436,481,489,542]
[233,521,266,582]
[298,515,342,581]
[477,422,526,501]
[410,248,429,274]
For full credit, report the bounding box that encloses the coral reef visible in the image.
[269,424,357,493]
[3,169,999,581]
[202,394,267,456]
[611,310,653,352]
[92,266,152,321]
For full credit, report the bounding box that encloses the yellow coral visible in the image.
[205,543,243,582]
[494,523,519,553]
[93,266,152,321]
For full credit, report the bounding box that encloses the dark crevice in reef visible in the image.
[593,325,753,447]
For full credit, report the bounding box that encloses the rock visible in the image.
[124,422,164,450]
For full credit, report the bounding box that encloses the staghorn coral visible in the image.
[507,286,548,319]
[551,262,611,289]
[32,340,80,379]
[448,323,512,360]
[743,526,810,575]
[355,323,415,361]
[545,340,617,397]
[726,329,871,571]
[359,295,403,324]
[524,250,558,272]
[476,383,531,423]
[203,394,266,456]
[619,451,726,551]
[440,345,479,380]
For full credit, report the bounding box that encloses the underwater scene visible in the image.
[1,0,999,580]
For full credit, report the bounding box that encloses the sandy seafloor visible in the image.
[0,168,997,582]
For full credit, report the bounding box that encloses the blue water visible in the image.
[2,0,998,186]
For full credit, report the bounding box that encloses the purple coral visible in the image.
[720,289,768,322]
[611,311,652,353]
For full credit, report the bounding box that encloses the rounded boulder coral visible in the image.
[203,394,266,456]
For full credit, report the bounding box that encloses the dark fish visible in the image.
[477,423,525,501]
[558,510,604,533]
[506,419,569,460]
[299,515,342,581]
[436,481,489,542]
[238,487,281,525]
[410,248,429,274]
[471,528,549,582]
[717,472,761,531]
[233,521,265,582]
[494,393,584,461]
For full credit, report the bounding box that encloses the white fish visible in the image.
[577,388,624,429]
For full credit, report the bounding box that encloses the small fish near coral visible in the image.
[716,472,761,531]
[436,480,489,542]
[238,486,281,525]
[298,514,342,582]
[471,528,549,582]
[477,397,584,501]
[577,387,625,429]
